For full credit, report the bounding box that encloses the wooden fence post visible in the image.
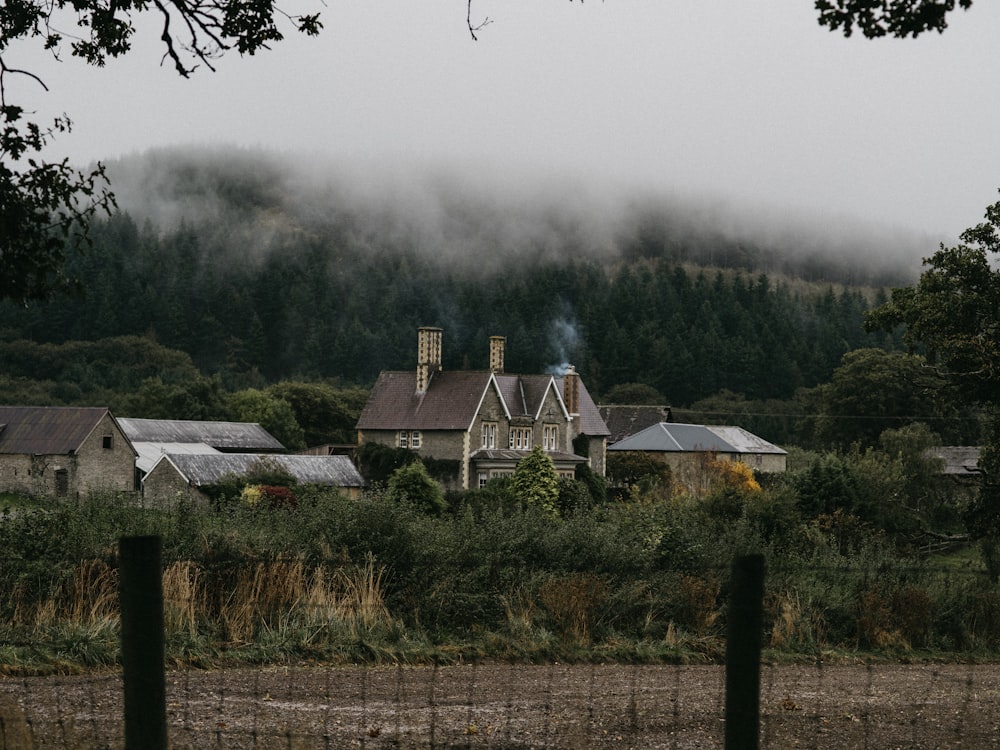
[119,535,168,750]
[725,553,765,750]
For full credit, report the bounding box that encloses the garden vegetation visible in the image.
[1,429,996,675]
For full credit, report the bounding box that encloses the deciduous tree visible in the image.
[0,0,321,301]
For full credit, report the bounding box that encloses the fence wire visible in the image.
[2,661,999,749]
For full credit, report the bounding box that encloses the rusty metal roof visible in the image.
[0,406,115,455]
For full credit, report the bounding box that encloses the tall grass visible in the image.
[2,487,1000,672]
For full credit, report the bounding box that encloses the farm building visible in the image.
[142,452,366,505]
[356,327,610,490]
[119,417,284,463]
[119,416,286,484]
[0,406,136,498]
[608,422,787,491]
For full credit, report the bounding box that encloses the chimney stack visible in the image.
[416,327,442,392]
[563,365,579,415]
[489,336,506,374]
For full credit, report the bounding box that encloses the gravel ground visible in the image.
[2,662,1000,749]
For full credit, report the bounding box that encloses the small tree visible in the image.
[385,461,446,515]
[511,445,560,518]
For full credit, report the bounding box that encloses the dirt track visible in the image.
[2,662,1000,748]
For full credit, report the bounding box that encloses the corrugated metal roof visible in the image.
[609,423,786,455]
[159,453,365,487]
[118,418,284,451]
[0,406,114,455]
[708,426,786,455]
[133,441,221,474]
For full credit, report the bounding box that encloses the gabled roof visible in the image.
[153,453,365,488]
[133,441,221,475]
[608,423,786,455]
[118,418,284,452]
[0,406,126,456]
[357,369,609,437]
[560,375,611,437]
[356,371,496,430]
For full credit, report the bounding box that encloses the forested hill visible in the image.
[0,147,925,406]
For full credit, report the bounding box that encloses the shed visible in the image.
[0,406,136,498]
[142,452,366,505]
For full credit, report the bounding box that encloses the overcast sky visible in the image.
[9,1,1000,241]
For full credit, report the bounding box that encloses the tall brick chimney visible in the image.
[489,336,506,374]
[563,365,579,416]
[416,326,442,392]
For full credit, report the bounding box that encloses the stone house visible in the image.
[356,327,610,490]
[608,422,787,491]
[0,406,136,498]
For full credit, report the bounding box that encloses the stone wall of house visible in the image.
[0,454,38,496]
[585,436,607,476]
[142,459,207,507]
[72,413,137,497]
[737,453,787,474]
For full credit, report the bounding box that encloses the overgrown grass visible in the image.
[1,488,1000,674]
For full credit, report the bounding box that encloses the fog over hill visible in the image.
[105,146,940,287]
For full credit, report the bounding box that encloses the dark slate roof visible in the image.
[357,370,610,437]
[118,418,285,452]
[157,453,365,488]
[598,405,672,443]
[926,446,981,475]
[609,423,786,455]
[356,371,495,430]
[0,406,118,455]
[561,375,611,437]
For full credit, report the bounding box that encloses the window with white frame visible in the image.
[481,422,497,449]
[478,471,489,488]
[509,427,532,451]
[542,424,558,451]
[398,430,421,449]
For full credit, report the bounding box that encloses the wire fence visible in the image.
[3,535,1000,749]
[3,661,999,748]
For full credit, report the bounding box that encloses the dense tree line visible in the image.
[0,210,901,411]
